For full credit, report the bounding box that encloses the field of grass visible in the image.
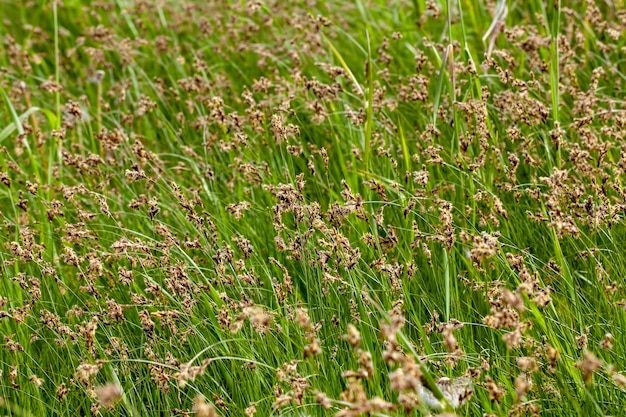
[1,0,626,416]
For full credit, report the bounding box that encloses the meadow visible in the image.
[1,0,626,416]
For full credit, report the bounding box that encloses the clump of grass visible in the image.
[1,0,626,416]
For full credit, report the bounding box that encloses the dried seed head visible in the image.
[88,70,106,84]
[484,377,504,402]
[514,373,532,401]
[75,363,100,385]
[600,333,614,350]
[95,383,122,408]
[577,350,603,385]
[344,324,361,348]
[192,395,220,417]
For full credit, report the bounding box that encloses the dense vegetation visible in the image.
[1,0,626,416]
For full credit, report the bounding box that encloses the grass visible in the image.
[1,0,626,416]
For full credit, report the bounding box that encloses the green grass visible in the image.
[1,0,626,416]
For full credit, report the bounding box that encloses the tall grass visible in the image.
[1,0,626,416]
